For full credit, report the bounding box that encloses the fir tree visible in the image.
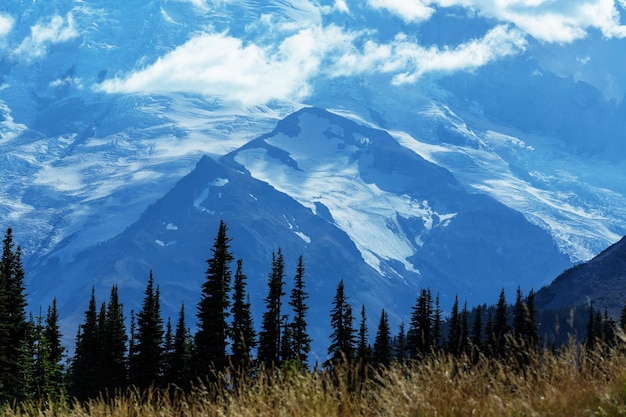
[407,288,434,357]
[0,229,31,403]
[258,249,286,368]
[373,309,392,367]
[169,304,192,388]
[130,271,164,390]
[357,305,371,365]
[289,256,310,365]
[71,288,101,401]
[394,322,407,362]
[327,280,356,365]
[491,289,510,357]
[195,221,234,376]
[230,259,256,372]
[447,296,461,355]
[470,304,483,353]
[101,285,127,393]
[43,299,64,398]
[460,302,469,355]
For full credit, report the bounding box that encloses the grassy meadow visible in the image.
[5,343,626,417]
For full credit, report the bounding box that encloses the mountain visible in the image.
[27,107,571,356]
[2,0,626,353]
[536,236,626,317]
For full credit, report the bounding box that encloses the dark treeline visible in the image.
[0,223,623,404]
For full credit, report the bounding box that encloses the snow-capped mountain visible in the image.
[2,0,626,353]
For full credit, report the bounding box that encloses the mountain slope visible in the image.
[27,107,572,357]
[536,236,626,316]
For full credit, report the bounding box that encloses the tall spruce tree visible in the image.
[447,296,461,355]
[327,279,356,365]
[230,259,256,372]
[169,304,192,388]
[43,299,64,398]
[460,302,469,355]
[357,305,371,365]
[258,249,286,368]
[0,229,31,403]
[289,256,310,364]
[470,304,483,351]
[491,289,510,357]
[407,288,434,357]
[395,322,407,362]
[373,309,392,367]
[71,288,101,401]
[195,221,234,375]
[101,285,127,392]
[130,271,164,390]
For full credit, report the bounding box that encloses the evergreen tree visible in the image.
[130,271,164,390]
[491,289,510,357]
[357,305,371,365]
[43,299,64,398]
[162,318,174,386]
[447,296,461,355]
[289,256,310,364]
[230,259,256,372]
[373,309,392,367]
[258,249,286,368]
[432,293,442,349]
[460,302,469,355]
[169,304,192,388]
[470,304,483,352]
[280,315,295,363]
[327,280,356,365]
[407,288,434,357]
[0,229,31,403]
[195,221,234,376]
[31,312,54,401]
[524,290,539,349]
[71,288,101,401]
[395,322,407,362]
[101,285,127,393]
[620,301,626,331]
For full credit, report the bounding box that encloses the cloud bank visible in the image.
[97,0,625,105]
[369,0,626,43]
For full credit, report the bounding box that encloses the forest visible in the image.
[0,223,625,416]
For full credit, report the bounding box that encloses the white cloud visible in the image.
[14,13,79,58]
[368,0,436,22]
[98,27,336,105]
[0,14,13,37]
[367,0,626,42]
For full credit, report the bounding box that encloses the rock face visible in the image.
[536,236,626,316]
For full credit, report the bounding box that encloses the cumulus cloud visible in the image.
[0,14,13,37]
[368,0,626,42]
[14,13,79,58]
[99,28,335,105]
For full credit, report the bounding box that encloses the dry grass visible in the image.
[5,344,626,417]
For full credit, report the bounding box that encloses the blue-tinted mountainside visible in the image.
[27,107,571,356]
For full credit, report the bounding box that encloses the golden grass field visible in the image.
[6,343,626,417]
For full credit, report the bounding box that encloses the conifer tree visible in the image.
[407,288,434,357]
[101,285,127,392]
[258,249,286,368]
[169,304,192,388]
[373,309,392,367]
[43,299,64,398]
[395,322,407,362]
[357,305,371,365]
[195,221,234,375]
[433,293,442,349]
[327,280,356,365]
[130,271,164,390]
[491,289,510,357]
[162,318,174,386]
[447,296,461,355]
[71,288,101,401]
[620,302,626,331]
[289,256,310,364]
[470,304,483,352]
[0,229,31,403]
[460,302,469,355]
[230,259,256,372]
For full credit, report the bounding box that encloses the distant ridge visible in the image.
[536,236,626,316]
